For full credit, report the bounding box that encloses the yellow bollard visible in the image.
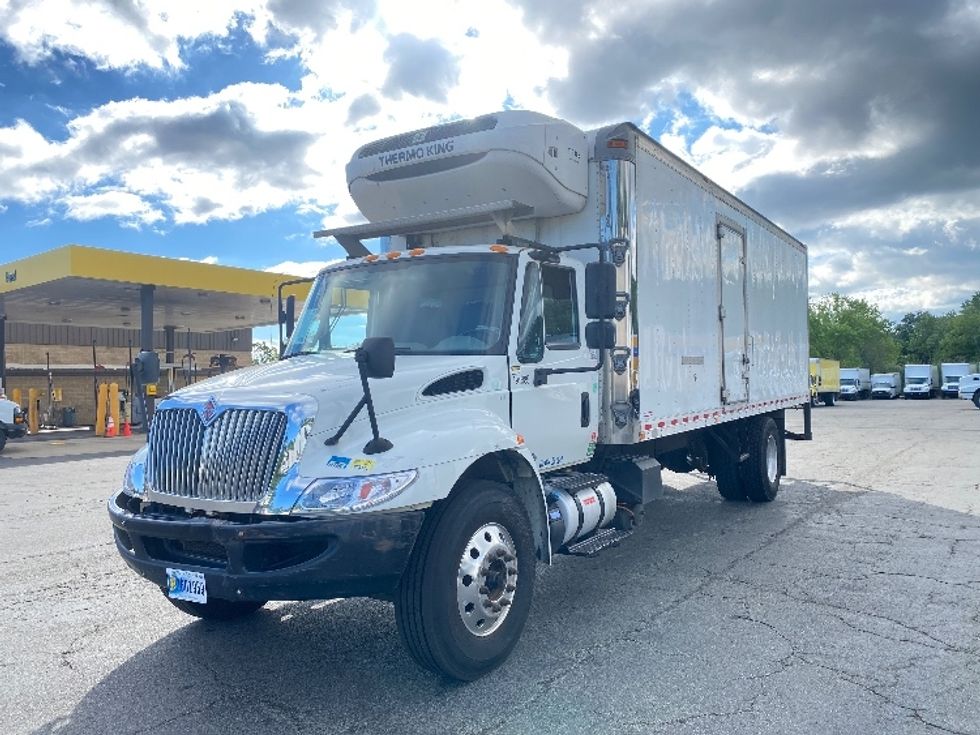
[96,383,108,437]
[11,388,22,408]
[109,383,120,437]
[28,388,40,435]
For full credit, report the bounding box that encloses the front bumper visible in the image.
[1,420,27,439]
[108,492,425,602]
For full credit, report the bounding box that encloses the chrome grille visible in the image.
[148,408,288,504]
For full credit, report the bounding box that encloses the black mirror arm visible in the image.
[534,349,605,387]
[324,349,394,454]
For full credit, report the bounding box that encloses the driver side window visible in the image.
[516,262,544,363]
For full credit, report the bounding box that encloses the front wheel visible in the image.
[395,480,536,681]
[973,390,980,409]
[0,433,6,453]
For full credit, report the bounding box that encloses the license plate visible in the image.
[166,568,207,604]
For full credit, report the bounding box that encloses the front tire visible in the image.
[164,594,266,620]
[395,480,536,681]
[973,390,980,409]
[0,433,6,453]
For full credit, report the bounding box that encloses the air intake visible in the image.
[422,370,485,397]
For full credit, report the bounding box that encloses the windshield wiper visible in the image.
[283,350,320,359]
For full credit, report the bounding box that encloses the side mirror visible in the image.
[585,321,616,350]
[585,262,617,319]
[284,295,296,340]
[357,337,395,379]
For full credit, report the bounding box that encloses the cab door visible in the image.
[509,257,597,472]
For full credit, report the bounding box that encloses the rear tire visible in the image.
[0,433,6,453]
[709,432,746,501]
[973,390,980,409]
[395,480,535,681]
[164,594,266,620]
[741,417,781,503]
[821,392,836,406]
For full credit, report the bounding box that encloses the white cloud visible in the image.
[178,255,220,264]
[63,189,164,228]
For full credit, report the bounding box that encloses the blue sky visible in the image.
[1,0,979,318]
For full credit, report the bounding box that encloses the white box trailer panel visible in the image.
[631,138,809,438]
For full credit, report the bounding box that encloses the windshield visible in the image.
[284,253,515,356]
[872,381,892,387]
[944,376,961,384]
[841,378,856,386]
[907,377,928,384]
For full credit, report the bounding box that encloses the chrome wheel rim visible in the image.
[765,433,779,485]
[456,523,518,637]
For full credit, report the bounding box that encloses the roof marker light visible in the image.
[489,244,509,253]
[364,254,379,262]
[386,251,402,260]
[409,248,425,257]
[607,138,628,149]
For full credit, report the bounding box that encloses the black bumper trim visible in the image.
[1,420,27,439]
[108,492,425,602]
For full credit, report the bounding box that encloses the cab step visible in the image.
[565,527,634,558]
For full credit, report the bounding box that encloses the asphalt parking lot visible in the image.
[1,399,978,734]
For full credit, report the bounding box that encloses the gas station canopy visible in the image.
[0,245,310,332]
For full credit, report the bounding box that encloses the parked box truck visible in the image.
[809,358,841,406]
[959,373,980,403]
[108,110,810,680]
[940,362,977,398]
[839,367,871,400]
[904,364,939,398]
[871,372,901,399]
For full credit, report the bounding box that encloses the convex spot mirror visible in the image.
[585,262,617,320]
[585,321,616,350]
[357,337,395,379]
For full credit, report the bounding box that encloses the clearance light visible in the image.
[489,244,509,253]
[386,251,402,260]
[516,434,525,445]
[409,248,425,257]
[607,138,628,149]
[364,254,379,262]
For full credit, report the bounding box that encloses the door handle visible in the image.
[581,392,590,427]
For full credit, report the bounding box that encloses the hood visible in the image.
[165,352,505,436]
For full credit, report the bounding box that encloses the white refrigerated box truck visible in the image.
[839,367,871,400]
[871,372,901,399]
[904,364,940,398]
[940,362,977,398]
[109,111,810,680]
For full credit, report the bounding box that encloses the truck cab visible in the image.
[0,393,27,452]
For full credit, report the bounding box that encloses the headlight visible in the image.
[123,445,149,497]
[294,470,418,513]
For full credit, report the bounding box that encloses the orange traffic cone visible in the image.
[106,415,117,438]
[121,421,132,437]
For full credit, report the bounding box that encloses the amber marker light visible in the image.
[409,248,425,256]
[364,254,380,262]
[386,251,402,260]
[489,244,509,253]
[607,138,628,149]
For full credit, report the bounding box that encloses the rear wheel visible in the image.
[709,431,746,501]
[0,433,6,453]
[973,390,980,409]
[821,392,836,406]
[741,417,781,503]
[164,594,266,620]
[395,480,535,681]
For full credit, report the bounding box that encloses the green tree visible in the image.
[893,311,955,364]
[251,341,279,364]
[808,293,899,372]
[938,292,980,362]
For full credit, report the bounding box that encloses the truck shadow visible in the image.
[30,478,980,735]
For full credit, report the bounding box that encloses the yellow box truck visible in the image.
[809,358,841,406]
